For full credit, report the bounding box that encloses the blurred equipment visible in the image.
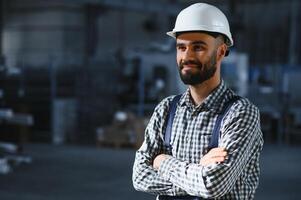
[52,98,78,145]
[117,39,183,116]
[247,65,283,144]
[0,108,33,174]
[0,65,33,174]
[282,67,301,144]
[222,51,249,97]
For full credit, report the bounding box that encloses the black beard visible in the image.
[178,53,217,85]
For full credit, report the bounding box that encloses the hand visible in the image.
[153,154,170,170]
[200,147,227,166]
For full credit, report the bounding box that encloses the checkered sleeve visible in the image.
[157,101,263,198]
[132,98,187,196]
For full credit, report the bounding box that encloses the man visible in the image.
[132,3,263,200]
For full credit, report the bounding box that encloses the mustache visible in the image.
[179,60,203,69]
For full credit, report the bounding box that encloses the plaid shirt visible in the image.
[133,80,264,199]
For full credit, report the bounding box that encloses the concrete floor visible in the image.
[0,143,300,200]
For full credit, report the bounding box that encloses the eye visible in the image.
[193,45,205,51]
[177,45,186,52]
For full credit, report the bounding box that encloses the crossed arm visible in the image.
[132,102,188,196]
[132,101,263,198]
[153,147,227,170]
[132,116,187,196]
[133,135,227,197]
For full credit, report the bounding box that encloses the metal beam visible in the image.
[63,0,182,15]
[289,0,299,65]
[0,0,4,66]
[84,4,99,58]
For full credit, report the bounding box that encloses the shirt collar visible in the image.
[178,80,236,113]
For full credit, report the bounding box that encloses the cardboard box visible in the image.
[96,111,148,148]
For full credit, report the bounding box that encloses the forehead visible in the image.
[176,32,215,45]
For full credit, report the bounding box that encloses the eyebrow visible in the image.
[176,41,207,47]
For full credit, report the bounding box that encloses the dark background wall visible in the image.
[0,0,300,145]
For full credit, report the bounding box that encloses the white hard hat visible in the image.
[167,3,233,47]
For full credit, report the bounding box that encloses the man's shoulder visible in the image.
[154,95,179,113]
[224,95,260,126]
[231,96,259,113]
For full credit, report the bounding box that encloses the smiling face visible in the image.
[176,32,226,86]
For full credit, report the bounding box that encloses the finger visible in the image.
[200,155,226,166]
[201,158,224,166]
[206,151,227,159]
[207,157,226,165]
[212,156,226,162]
[208,147,227,154]
[210,151,227,157]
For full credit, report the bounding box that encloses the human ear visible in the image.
[217,44,227,61]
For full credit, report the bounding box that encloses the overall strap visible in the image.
[208,96,241,150]
[164,95,240,152]
[164,95,182,151]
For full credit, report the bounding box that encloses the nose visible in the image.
[182,48,195,61]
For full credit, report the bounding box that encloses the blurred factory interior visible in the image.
[0,0,301,199]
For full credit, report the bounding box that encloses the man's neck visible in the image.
[189,77,221,106]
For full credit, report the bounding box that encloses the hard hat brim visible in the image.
[166,31,176,39]
[166,30,233,47]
